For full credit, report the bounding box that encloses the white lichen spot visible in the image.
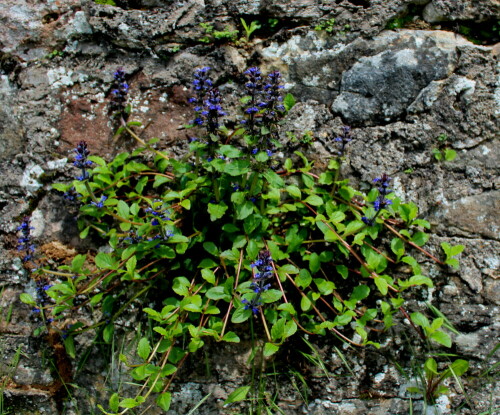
[139,106,149,113]
[118,22,131,35]
[47,67,74,88]
[47,158,68,170]
[20,164,44,193]
[481,145,491,155]
[30,209,45,238]
[302,75,320,87]
[395,49,418,67]
[374,368,387,384]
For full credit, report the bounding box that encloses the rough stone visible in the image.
[441,190,499,240]
[423,0,500,23]
[1,0,499,414]
[332,30,469,124]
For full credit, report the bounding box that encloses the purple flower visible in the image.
[17,216,35,262]
[243,250,275,314]
[362,216,375,226]
[74,141,92,181]
[145,202,171,225]
[110,67,129,116]
[334,126,352,157]
[91,195,107,208]
[242,298,261,314]
[362,173,393,226]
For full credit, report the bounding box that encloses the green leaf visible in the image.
[412,219,430,229]
[401,275,434,288]
[304,195,323,206]
[399,203,418,223]
[343,220,364,236]
[443,359,469,378]
[222,332,240,343]
[181,295,203,313]
[334,311,354,326]
[300,295,312,312]
[231,307,252,323]
[352,284,371,302]
[441,242,465,258]
[410,312,430,328]
[126,256,137,273]
[180,199,191,209]
[137,337,151,360]
[336,265,348,279]
[295,269,312,289]
[224,160,250,176]
[374,276,388,295]
[263,342,280,357]
[401,256,421,274]
[153,174,171,189]
[79,226,90,239]
[328,210,346,223]
[172,276,190,296]
[203,242,219,256]
[445,258,460,269]
[271,318,286,341]
[284,93,296,111]
[20,293,36,305]
[109,393,120,412]
[156,392,172,411]
[277,303,296,315]
[279,264,299,274]
[309,252,320,274]
[208,201,228,221]
[284,320,297,339]
[198,258,218,269]
[103,323,114,343]
[119,398,141,409]
[338,185,355,201]
[314,278,335,295]
[444,148,457,161]
[71,254,86,272]
[219,144,243,158]
[201,269,216,284]
[430,330,452,347]
[286,185,301,198]
[391,238,405,259]
[411,231,429,247]
[153,326,168,336]
[263,170,285,188]
[117,200,129,218]
[424,358,438,376]
[206,286,230,301]
[64,336,76,359]
[95,252,117,270]
[236,201,254,220]
[224,386,250,405]
[261,289,282,304]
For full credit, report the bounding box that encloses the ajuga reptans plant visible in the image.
[19,67,465,413]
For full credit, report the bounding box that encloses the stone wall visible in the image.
[0,0,498,414]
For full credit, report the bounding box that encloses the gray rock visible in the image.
[442,190,500,240]
[423,0,500,23]
[332,30,469,125]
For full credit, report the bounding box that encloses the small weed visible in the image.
[315,18,336,33]
[94,0,117,6]
[240,18,261,42]
[45,50,65,60]
[407,357,469,404]
[432,134,457,162]
[199,22,238,44]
